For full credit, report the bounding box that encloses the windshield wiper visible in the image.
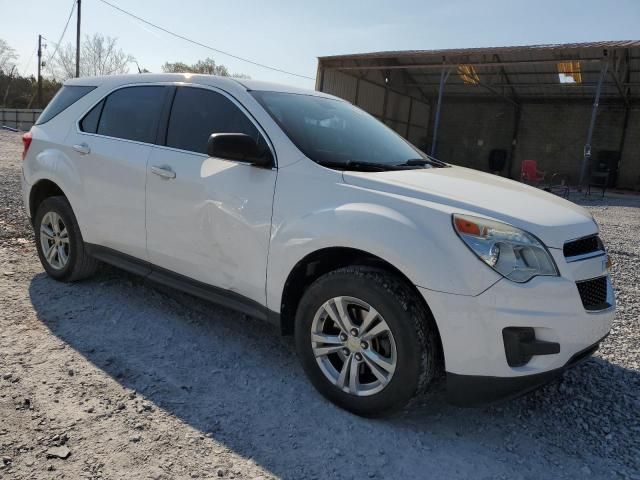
[317,158,446,172]
[396,158,447,168]
[316,160,398,172]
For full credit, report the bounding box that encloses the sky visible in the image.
[2,0,640,89]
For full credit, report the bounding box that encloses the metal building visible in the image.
[316,41,640,189]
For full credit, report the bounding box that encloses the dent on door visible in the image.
[146,150,276,305]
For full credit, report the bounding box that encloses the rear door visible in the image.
[66,85,171,259]
[145,85,277,306]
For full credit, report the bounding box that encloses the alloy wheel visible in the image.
[311,296,397,396]
[40,211,70,270]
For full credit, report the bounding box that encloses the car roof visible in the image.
[64,73,340,100]
[233,79,337,98]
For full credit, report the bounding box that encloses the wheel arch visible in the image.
[278,246,444,369]
[29,179,68,222]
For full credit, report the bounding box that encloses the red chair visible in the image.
[520,160,546,185]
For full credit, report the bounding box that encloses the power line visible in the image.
[95,0,315,81]
[20,47,37,75]
[45,0,77,73]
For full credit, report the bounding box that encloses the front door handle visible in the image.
[72,143,91,155]
[151,165,176,179]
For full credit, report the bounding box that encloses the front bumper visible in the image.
[446,335,606,406]
[418,249,615,406]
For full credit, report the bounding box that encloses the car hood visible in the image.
[342,166,596,248]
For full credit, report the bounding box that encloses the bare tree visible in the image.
[51,33,134,79]
[0,39,18,74]
[162,57,249,78]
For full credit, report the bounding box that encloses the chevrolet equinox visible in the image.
[21,74,615,416]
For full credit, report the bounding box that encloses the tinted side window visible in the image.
[80,99,104,134]
[97,86,167,143]
[36,85,96,125]
[166,87,260,154]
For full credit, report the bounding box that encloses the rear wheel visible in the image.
[34,196,98,282]
[295,266,439,416]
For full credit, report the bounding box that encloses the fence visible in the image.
[0,109,42,131]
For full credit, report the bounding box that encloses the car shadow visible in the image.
[28,267,639,479]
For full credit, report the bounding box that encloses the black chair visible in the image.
[586,162,610,199]
[488,149,507,175]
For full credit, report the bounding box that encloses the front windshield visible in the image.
[251,91,438,169]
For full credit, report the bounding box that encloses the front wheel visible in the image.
[295,266,440,416]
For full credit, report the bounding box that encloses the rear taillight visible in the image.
[22,131,33,161]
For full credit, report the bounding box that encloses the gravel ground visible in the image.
[0,129,638,480]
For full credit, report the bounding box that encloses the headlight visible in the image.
[452,214,558,283]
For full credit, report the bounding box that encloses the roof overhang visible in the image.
[318,41,640,103]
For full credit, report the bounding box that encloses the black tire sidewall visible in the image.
[34,197,83,281]
[295,268,428,417]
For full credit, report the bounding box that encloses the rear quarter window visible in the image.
[79,99,104,134]
[36,85,96,125]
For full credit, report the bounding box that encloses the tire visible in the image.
[295,266,439,417]
[33,196,98,282]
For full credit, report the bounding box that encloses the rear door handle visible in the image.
[72,143,91,155]
[151,165,176,179]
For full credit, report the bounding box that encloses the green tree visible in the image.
[161,57,249,78]
[0,72,62,108]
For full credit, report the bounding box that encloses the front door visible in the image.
[145,86,276,306]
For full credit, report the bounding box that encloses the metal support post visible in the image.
[430,66,450,157]
[579,58,609,188]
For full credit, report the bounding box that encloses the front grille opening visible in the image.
[576,276,609,311]
[563,235,603,258]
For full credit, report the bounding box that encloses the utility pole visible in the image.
[37,34,43,108]
[75,0,81,77]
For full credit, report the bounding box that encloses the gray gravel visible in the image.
[0,132,32,247]
[0,129,639,479]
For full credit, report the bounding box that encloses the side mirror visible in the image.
[207,133,272,168]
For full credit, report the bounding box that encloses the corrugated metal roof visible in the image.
[318,41,640,61]
[318,41,640,101]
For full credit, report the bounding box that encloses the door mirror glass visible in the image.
[207,133,272,167]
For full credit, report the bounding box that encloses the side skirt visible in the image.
[85,244,280,328]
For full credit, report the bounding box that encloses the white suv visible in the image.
[21,74,615,416]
